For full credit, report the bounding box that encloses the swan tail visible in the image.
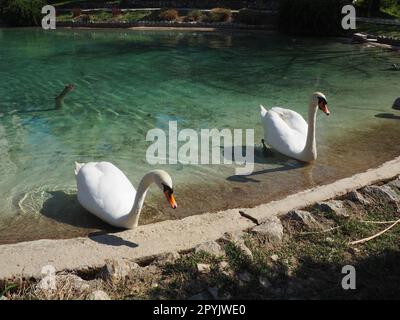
[74,161,85,175]
[260,104,268,117]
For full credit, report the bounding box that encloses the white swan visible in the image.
[260,92,330,162]
[74,162,177,228]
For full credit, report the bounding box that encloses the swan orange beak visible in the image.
[164,191,177,209]
[319,103,330,116]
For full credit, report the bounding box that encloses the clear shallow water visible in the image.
[0,28,399,244]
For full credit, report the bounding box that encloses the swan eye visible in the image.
[318,97,327,109]
[162,183,173,194]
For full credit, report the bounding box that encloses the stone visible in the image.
[347,190,370,206]
[197,263,211,273]
[36,274,90,293]
[100,259,139,283]
[222,231,253,260]
[223,230,245,243]
[207,287,219,300]
[386,177,400,190]
[237,271,252,283]
[237,242,253,260]
[250,216,284,243]
[154,251,181,265]
[259,276,272,289]
[219,261,229,270]
[88,290,110,300]
[270,254,279,262]
[362,185,400,203]
[285,210,321,229]
[317,200,349,218]
[195,241,225,257]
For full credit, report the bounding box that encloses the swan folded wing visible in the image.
[77,162,136,223]
[263,111,306,156]
[270,107,308,135]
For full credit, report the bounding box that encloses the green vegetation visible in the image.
[87,10,111,22]
[1,0,46,26]
[120,9,151,22]
[380,0,400,17]
[357,21,400,38]
[354,0,400,18]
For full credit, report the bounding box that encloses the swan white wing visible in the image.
[261,109,306,157]
[76,162,136,227]
[270,107,308,135]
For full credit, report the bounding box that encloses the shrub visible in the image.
[88,11,112,22]
[120,10,152,22]
[235,8,267,25]
[185,9,203,22]
[206,7,232,23]
[279,0,352,36]
[158,9,179,21]
[1,0,46,26]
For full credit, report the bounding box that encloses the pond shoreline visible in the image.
[1,154,400,281]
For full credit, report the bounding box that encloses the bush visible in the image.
[120,10,152,22]
[235,8,267,25]
[279,0,352,36]
[1,0,46,26]
[158,9,179,21]
[185,9,203,22]
[88,11,112,22]
[205,8,231,23]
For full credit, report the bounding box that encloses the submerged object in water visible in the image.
[393,98,400,110]
[55,84,75,109]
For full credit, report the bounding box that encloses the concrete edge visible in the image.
[242,156,400,223]
[1,156,400,280]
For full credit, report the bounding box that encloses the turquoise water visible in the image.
[0,28,399,243]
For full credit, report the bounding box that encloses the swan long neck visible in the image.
[301,102,318,162]
[125,173,155,228]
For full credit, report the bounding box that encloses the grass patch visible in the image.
[357,22,400,38]
[2,184,400,300]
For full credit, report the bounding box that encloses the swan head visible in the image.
[311,92,330,116]
[150,169,177,209]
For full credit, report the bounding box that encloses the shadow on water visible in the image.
[375,113,400,120]
[88,231,138,248]
[223,145,307,183]
[40,191,116,230]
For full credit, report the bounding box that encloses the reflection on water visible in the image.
[0,28,399,244]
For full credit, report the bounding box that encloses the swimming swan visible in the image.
[260,92,330,162]
[75,162,177,228]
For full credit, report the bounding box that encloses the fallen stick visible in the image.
[349,218,400,245]
[360,220,398,224]
[300,226,341,235]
